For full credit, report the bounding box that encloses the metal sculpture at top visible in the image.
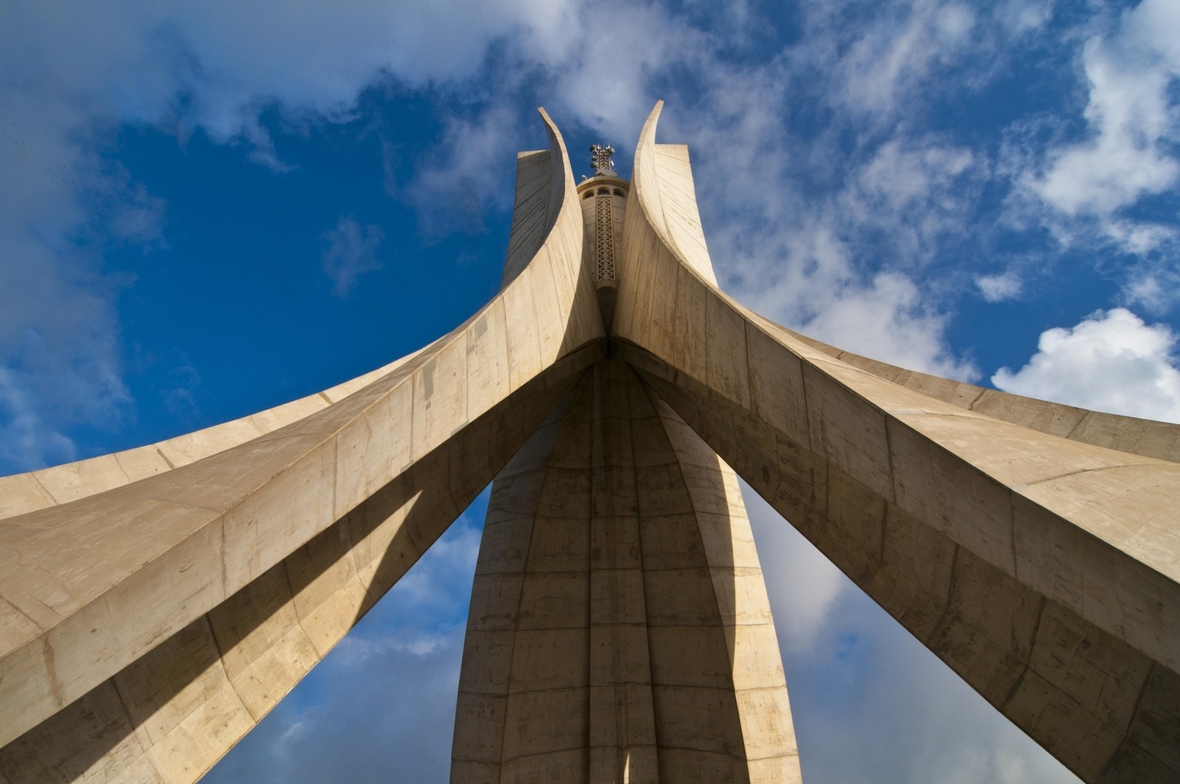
[590,142,616,176]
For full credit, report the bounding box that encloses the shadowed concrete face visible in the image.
[451,360,799,784]
[2,102,1179,784]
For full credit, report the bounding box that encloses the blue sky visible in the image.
[3,0,1180,781]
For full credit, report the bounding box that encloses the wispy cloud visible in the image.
[975,271,1022,302]
[1022,0,1180,221]
[744,484,845,652]
[654,66,983,377]
[0,368,79,471]
[831,0,980,119]
[7,0,1177,473]
[321,216,384,297]
[403,107,522,238]
[1004,0,1180,291]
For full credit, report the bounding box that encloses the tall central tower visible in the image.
[450,148,800,783]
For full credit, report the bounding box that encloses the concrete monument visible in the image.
[0,103,1177,783]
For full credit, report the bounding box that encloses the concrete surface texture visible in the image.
[0,102,1177,783]
[451,359,800,784]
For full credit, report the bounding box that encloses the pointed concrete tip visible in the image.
[535,106,569,161]
[644,100,665,132]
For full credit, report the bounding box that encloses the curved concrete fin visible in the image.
[0,105,587,525]
[451,360,801,783]
[614,101,1180,784]
[0,343,437,521]
[500,108,574,290]
[774,322,1180,463]
[630,102,716,287]
[0,109,606,783]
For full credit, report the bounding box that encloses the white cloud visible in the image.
[1020,0,1180,252]
[993,308,1180,422]
[1123,266,1180,314]
[599,15,990,381]
[713,191,978,377]
[1029,43,1178,216]
[975,271,1022,302]
[322,217,383,297]
[549,2,706,142]
[0,0,1071,474]
[799,270,978,380]
[0,0,992,472]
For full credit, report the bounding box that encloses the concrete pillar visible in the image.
[451,360,800,783]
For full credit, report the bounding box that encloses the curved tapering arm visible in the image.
[613,101,1180,784]
[0,108,605,783]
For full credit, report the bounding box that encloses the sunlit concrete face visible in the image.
[1,103,1179,784]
